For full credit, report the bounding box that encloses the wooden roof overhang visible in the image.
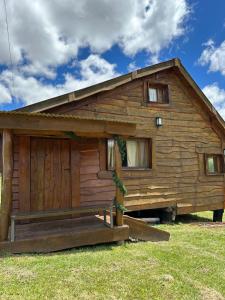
[16,58,225,139]
[0,111,136,138]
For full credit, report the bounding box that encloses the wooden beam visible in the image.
[221,140,225,210]
[0,129,13,241]
[123,215,170,242]
[115,141,124,226]
[0,114,136,137]
[98,139,107,171]
[177,202,224,215]
[0,218,129,254]
[71,141,80,208]
[18,136,31,212]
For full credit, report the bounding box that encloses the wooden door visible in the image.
[30,138,72,211]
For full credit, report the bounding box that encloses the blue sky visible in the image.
[0,0,225,118]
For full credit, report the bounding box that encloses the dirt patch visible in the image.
[1,266,36,280]
[200,287,224,300]
[160,274,174,282]
[190,222,225,228]
[147,257,160,267]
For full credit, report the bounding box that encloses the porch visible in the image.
[0,111,136,253]
[0,216,129,254]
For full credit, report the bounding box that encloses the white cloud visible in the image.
[127,62,139,72]
[0,0,190,107]
[0,83,12,104]
[149,54,160,65]
[120,0,189,56]
[20,63,56,79]
[198,39,225,75]
[0,54,119,106]
[203,83,225,119]
[0,0,189,77]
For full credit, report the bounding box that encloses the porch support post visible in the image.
[115,140,124,226]
[0,129,13,241]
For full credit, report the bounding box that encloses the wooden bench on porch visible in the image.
[10,203,114,242]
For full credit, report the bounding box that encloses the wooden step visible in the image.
[123,215,170,242]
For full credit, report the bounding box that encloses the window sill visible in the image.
[147,102,170,107]
[98,169,154,179]
[206,173,224,176]
[142,102,171,108]
[121,167,152,171]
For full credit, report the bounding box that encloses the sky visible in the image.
[0,0,225,119]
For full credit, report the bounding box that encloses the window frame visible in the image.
[143,81,170,105]
[204,153,224,176]
[106,138,152,171]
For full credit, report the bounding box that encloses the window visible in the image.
[149,88,157,102]
[145,82,169,104]
[107,139,151,169]
[205,154,224,175]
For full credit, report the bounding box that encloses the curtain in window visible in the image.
[126,140,138,167]
[107,139,115,169]
[139,140,149,167]
[126,140,149,168]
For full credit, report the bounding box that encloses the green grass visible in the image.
[0,212,225,300]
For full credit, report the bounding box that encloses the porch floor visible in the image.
[0,216,129,254]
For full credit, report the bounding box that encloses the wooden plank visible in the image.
[52,140,61,209]
[123,215,170,242]
[30,138,45,211]
[0,129,13,241]
[98,139,106,171]
[31,138,73,212]
[0,114,136,137]
[11,203,114,220]
[0,136,2,173]
[0,223,129,254]
[43,139,54,210]
[125,200,177,212]
[61,140,71,209]
[177,202,224,215]
[18,136,31,212]
[115,141,124,226]
[71,141,80,208]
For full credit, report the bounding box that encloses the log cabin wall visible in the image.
[0,136,2,173]
[44,68,225,214]
[12,137,115,213]
[12,137,19,212]
[0,136,2,206]
[79,140,115,207]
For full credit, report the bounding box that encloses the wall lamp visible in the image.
[156,117,163,127]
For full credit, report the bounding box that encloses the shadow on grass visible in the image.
[175,213,212,224]
[0,242,122,258]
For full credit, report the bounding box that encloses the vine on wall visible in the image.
[113,197,127,213]
[113,135,127,213]
[114,135,126,163]
[64,131,80,140]
[112,171,127,196]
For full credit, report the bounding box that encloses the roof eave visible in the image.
[14,57,225,134]
[16,59,177,113]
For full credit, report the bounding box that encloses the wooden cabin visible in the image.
[0,58,225,253]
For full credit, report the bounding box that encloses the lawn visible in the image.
[0,212,225,300]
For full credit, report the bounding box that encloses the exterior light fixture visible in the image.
[156,117,163,127]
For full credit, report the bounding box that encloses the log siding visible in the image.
[43,68,225,214]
